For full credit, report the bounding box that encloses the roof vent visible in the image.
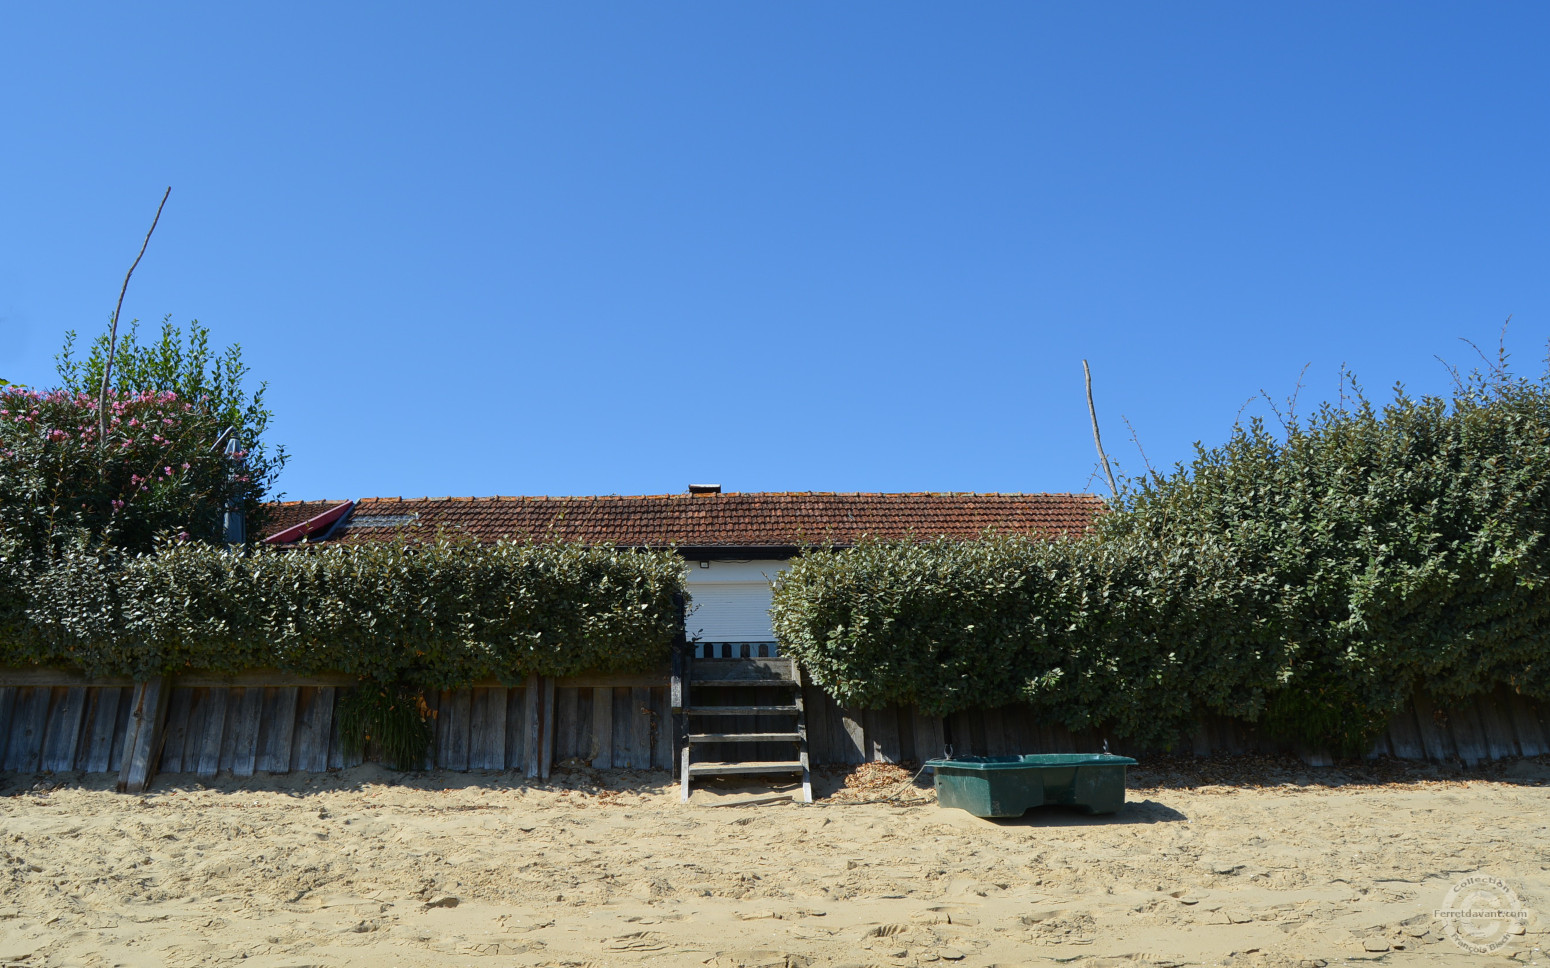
[688,483,722,495]
[342,513,419,529]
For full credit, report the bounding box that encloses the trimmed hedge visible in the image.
[771,532,1277,749]
[0,537,685,687]
[773,367,1550,753]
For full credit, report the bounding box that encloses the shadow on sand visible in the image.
[974,798,1189,827]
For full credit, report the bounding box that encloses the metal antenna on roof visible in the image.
[1083,359,1119,498]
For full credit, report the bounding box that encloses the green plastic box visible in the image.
[924,753,1138,817]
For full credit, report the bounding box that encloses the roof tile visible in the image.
[263,492,1102,547]
[260,499,348,538]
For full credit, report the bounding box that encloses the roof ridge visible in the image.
[339,491,1104,503]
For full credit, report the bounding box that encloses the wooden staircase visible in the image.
[671,654,813,803]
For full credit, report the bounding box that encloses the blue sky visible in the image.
[3,4,1547,501]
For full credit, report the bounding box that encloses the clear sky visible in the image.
[3,4,1547,502]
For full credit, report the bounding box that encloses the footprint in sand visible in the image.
[603,930,669,951]
[710,951,793,968]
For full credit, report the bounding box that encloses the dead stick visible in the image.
[1083,359,1119,498]
[703,792,797,808]
[98,186,172,443]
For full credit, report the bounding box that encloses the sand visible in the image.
[0,756,1547,967]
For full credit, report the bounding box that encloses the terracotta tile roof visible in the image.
[262,492,1102,548]
[262,501,353,544]
[259,500,350,539]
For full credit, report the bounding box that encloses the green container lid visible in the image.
[925,753,1136,770]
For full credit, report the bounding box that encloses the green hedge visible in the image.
[771,533,1280,749]
[0,537,685,686]
[773,368,1550,753]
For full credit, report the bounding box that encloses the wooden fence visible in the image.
[800,684,1550,767]
[0,668,675,791]
[1,669,1547,791]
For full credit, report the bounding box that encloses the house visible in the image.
[262,486,1103,656]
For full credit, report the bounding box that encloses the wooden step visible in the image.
[686,705,799,716]
[687,760,806,776]
[690,658,796,684]
[689,732,804,744]
[700,675,799,684]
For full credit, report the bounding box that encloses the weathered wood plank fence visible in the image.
[797,682,1550,767]
[1,668,1546,790]
[0,668,678,789]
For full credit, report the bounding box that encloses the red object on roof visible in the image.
[261,492,1102,548]
[261,500,349,537]
[262,500,354,544]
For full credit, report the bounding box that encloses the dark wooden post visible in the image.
[538,676,555,778]
[523,673,542,779]
[118,677,171,793]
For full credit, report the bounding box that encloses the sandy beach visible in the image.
[0,757,1545,967]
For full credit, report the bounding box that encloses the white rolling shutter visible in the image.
[687,582,775,642]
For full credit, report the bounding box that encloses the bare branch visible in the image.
[1083,359,1119,498]
[1233,394,1257,427]
[1259,388,1288,431]
[1458,336,1492,372]
[1122,414,1157,480]
[99,186,171,443]
[1286,362,1311,426]
[1434,354,1463,392]
[1498,315,1513,379]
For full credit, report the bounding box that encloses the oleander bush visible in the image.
[1,319,283,560]
[774,360,1550,753]
[1,537,686,686]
